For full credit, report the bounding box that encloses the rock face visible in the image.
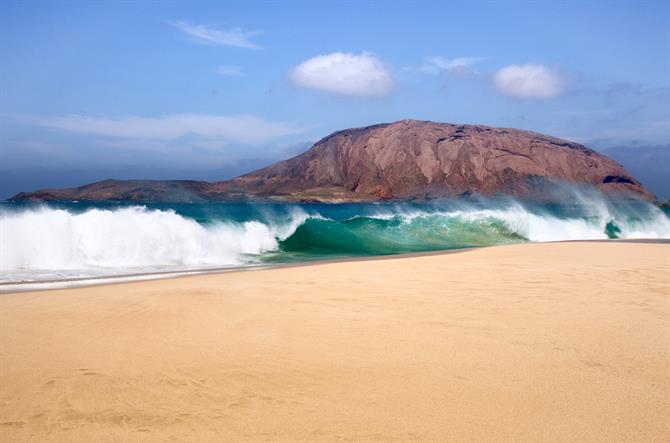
[10,120,655,202]
[10,180,209,203]
[211,120,653,201]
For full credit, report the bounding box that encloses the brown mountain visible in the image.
[10,120,655,202]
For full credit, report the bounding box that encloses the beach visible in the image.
[0,241,668,442]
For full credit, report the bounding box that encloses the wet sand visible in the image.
[1,241,668,442]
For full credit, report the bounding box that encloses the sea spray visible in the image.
[0,206,281,280]
[1,194,669,283]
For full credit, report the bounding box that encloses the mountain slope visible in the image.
[209,119,653,201]
[10,120,655,202]
[10,179,210,203]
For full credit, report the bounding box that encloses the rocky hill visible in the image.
[10,120,655,202]
[10,179,209,203]
[209,120,653,201]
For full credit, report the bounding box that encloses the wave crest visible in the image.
[1,195,669,282]
[0,206,280,280]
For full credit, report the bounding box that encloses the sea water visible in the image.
[1,189,669,284]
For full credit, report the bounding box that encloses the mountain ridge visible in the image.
[10,119,655,203]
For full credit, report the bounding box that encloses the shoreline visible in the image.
[2,238,669,294]
[0,248,476,294]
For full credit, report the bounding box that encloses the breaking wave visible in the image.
[1,193,669,283]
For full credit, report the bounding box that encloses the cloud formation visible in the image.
[170,21,261,49]
[420,56,480,76]
[30,114,303,145]
[494,64,564,99]
[290,52,393,98]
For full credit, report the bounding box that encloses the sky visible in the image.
[1,0,669,199]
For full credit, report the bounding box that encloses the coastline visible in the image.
[1,241,668,442]
[0,247,479,294]
[2,238,668,294]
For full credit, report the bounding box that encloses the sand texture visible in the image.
[1,242,669,442]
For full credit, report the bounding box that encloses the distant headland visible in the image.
[10,119,655,203]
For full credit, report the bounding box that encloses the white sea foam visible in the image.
[1,196,668,284]
[0,206,283,282]
[370,193,670,242]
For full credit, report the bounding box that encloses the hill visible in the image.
[10,120,655,202]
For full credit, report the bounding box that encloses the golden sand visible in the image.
[1,241,668,442]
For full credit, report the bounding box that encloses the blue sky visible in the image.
[1,0,669,199]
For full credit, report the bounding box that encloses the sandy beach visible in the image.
[0,241,668,442]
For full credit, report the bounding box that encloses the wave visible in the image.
[279,214,525,254]
[1,195,669,282]
[280,200,670,255]
[0,206,283,281]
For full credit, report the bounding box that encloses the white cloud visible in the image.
[493,64,564,99]
[30,114,304,145]
[290,52,393,98]
[420,56,480,76]
[170,21,261,49]
[216,65,243,76]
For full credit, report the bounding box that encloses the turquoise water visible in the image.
[1,193,669,283]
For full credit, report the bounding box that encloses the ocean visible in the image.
[2,188,669,286]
